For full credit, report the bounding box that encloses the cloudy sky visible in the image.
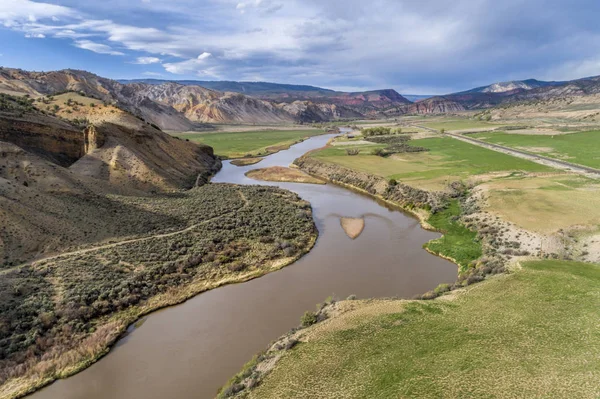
[1,0,600,94]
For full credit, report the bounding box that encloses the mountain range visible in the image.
[3,67,600,129]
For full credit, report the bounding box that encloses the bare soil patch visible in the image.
[231,158,263,166]
[245,166,325,184]
[340,217,365,239]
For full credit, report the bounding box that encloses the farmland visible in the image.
[311,136,553,190]
[470,130,600,169]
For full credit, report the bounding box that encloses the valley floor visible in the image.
[222,115,600,398]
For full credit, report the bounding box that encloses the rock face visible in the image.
[405,98,465,114]
[0,112,84,166]
[0,96,221,266]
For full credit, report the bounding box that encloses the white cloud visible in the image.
[135,56,161,64]
[142,71,163,77]
[0,0,75,23]
[25,33,46,38]
[74,40,124,56]
[163,53,213,75]
[2,0,600,92]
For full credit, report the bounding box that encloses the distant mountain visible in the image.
[120,79,413,118]
[403,94,434,102]
[459,79,565,94]
[119,79,336,96]
[418,75,600,111]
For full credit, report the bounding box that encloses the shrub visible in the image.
[361,127,392,136]
[421,291,438,300]
[346,148,360,156]
[300,311,318,327]
[285,339,299,350]
[434,283,451,295]
[466,275,484,285]
[371,148,385,156]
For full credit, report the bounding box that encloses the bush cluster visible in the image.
[0,184,316,385]
[365,136,429,157]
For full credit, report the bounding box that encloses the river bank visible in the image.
[25,132,457,399]
[2,185,318,399]
[223,259,600,399]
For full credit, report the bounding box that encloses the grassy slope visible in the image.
[471,130,600,169]
[312,137,553,190]
[173,129,322,158]
[249,260,600,398]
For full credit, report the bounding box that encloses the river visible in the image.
[29,130,457,399]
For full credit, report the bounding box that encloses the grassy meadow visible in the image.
[312,136,553,190]
[470,130,600,169]
[246,260,600,398]
[173,129,323,158]
[481,174,600,233]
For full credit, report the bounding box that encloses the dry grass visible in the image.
[245,166,325,184]
[230,158,263,166]
[480,175,600,233]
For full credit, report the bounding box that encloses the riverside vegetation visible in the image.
[0,184,317,399]
[222,115,600,398]
[227,260,600,398]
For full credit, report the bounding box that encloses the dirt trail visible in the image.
[2,190,250,274]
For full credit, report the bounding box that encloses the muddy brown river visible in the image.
[29,131,457,399]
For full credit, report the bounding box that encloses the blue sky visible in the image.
[1,0,600,94]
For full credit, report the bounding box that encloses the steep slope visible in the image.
[404,97,465,114]
[0,93,220,265]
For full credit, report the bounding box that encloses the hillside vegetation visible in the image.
[0,184,317,399]
[236,260,600,399]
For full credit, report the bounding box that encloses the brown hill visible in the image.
[0,68,305,126]
[0,93,220,266]
[134,83,294,124]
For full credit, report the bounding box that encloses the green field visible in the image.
[425,200,482,271]
[421,119,500,131]
[247,260,600,398]
[312,137,553,190]
[174,129,323,158]
[470,130,600,169]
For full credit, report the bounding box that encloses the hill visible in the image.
[120,78,413,118]
[424,75,600,112]
[0,92,220,266]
